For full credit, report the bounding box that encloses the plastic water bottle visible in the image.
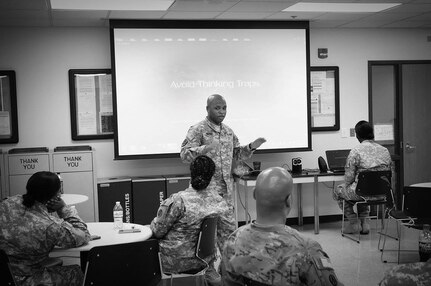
[419,224,431,262]
[113,201,124,230]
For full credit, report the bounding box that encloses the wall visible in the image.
[0,27,430,217]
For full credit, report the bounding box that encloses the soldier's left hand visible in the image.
[251,137,267,150]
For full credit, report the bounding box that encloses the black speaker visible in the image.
[318,156,328,173]
[292,157,302,174]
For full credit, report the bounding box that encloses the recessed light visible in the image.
[283,2,401,13]
[51,0,174,11]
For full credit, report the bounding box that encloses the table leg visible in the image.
[80,251,88,272]
[244,182,249,225]
[314,176,319,234]
[233,181,239,229]
[297,184,303,226]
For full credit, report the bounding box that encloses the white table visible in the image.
[61,194,88,205]
[52,222,152,268]
[410,182,431,188]
[234,172,344,234]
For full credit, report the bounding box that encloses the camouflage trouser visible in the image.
[207,178,236,258]
[333,184,370,217]
[16,265,83,286]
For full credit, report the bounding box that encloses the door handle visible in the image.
[405,143,416,151]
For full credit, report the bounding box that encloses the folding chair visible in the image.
[341,170,392,243]
[82,239,161,286]
[159,216,218,286]
[379,186,431,263]
[0,249,17,286]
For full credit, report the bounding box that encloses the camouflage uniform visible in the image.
[0,195,90,286]
[379,259,431,286]
[333,140,392,209]
[221,222,344,286]
[151,186,235,274]
[180,117,254,203]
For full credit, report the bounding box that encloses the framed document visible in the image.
[69,69,114,140]
[0,70,19,143]
[310,66,340,131]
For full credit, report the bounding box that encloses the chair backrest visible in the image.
[196,216,218,260]
[0,249,17,286]
[356,170,392,198]
[83,239,161,286]
[242,275,271,286]
[403,186,431,219]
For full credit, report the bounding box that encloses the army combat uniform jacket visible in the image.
[0,195,90,286]
[151,186,235,274]
[222,222,344,286]
[180,117,254,200]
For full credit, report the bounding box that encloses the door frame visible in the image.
[368,60,431,208]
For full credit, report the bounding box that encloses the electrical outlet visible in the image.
[341,128,349,138]
[350,128,355,137]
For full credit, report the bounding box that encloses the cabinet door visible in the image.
[62,172,95,222]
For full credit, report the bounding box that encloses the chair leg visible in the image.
[341,200,360,243]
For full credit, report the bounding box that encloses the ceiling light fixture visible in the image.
[283,2,401,13]
[51,0,174,11]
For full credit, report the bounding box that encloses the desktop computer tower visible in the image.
[97,177,132,223]
[132,176,166,225]
[164,174,190,198]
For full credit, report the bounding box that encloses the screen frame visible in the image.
[110,19,312,160]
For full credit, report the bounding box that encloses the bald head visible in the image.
[206,94,227,125]
[254,167,293,223]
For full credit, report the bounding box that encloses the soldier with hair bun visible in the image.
[151,155,235,285]
[0,171,90,286]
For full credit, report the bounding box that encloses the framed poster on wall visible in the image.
[310,66,340,131]
[0,70,19,143]
[69,69,114,140]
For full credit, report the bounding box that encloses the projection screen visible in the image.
[110,20,311,159]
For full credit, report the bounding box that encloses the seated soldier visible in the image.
[150,155,235,286]
[221,167,344,286]
[379,258,431,286]
[333,120,392,234]
[0,171,90,286]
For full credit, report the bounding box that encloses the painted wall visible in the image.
[0,27,430,217]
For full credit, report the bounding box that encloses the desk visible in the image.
[52,222,152,268]
[410,182,431,188]
[234,172,344,234]
[61,194,88,205]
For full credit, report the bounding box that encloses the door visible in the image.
[401,64,431,185]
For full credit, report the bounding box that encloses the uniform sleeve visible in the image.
[150,194,185,238]
[344,150,358,187]
[232,131,253,161]
[180,126,207,163]
[47,205,90,248]
[299,240,344,286]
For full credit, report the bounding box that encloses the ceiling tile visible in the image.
[163,11,221,19]
[0,0,48,10]
[169,0,237,12]
[266,11,324,20]
[216,11,275,19]
[313,12,369,21]
[386,3,431,13]
[109,10,167,19]
[0,9,50,26]
[228,1,291,12]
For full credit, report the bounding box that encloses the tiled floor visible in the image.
[58,219,423,286]
[294,220,422,286]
